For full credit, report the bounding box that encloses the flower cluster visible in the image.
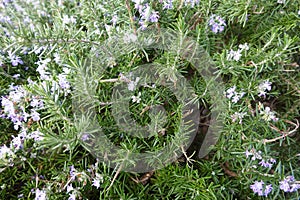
[0,144,15,166]
[0,83,44,166]
[0,128,43,166]
[92,173,103,189]
[64,162,104,199]
[131,92,142,103]
[258,103,278,122]
[34,188,47,200]
[250,180,273,197]
[231,111,247,124]
[36,58,52,80]
[246,149,275,197]
[119,72,140,91]
[35,56,71,96]
[208,14,226,33]
[62,15,76,25]
[227,43,249,61]
[1,85,43,130]
[132,0,160,29]
[162,0,173,10]
[244,148,295,197]
[249,176,300,198]
[7,50,23,66]
[66,165,88,199]
[225,86,245,103]
[245,148,276,169]
[257,80,272,97]
[279,176,300,193]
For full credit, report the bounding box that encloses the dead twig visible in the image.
[262,119,299,144]
[221,162,238,177]
[130,171,154,185]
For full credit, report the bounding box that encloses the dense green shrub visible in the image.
[0,0,300,199]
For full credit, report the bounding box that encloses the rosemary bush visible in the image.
[0,0,300,199]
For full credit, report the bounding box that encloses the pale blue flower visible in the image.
[58,74,70,89]
[7,50,23,66]
[66,184,74,193]
[279,176,300,193]
[259,159,273,168]
[68,193,76,200]
[279,179,290,192]
[250,181,273,197]
[92,178,100,188]
[264,184,273,197]
[208,14,226,33]
[149,11,159,22]
[31,110,40,121]
[163,0,173,9]
[250,180,264,194]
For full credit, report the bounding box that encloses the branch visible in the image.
[262,119,299,144]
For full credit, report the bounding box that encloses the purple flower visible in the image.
[286,176,295,182]
[227,49,242,61]
[0,145,13,158]
[35,58,51,80]
[68,193,76,200]
[11,135,23,150]
[250,180,264,194]
[7,51,23,66]
[30,98,44,108]
[35,188,47,200]
[31,110,40,121]
[208,14,226,33]
[11,58,23,66]
[29,130,43,141]
[163,0,173,9]
[12,74,20,79]
[264,184,273,197]
[279,179,290,192]
[258,80,272,97]
[149,11,160,22]
[81,133,89,141]
[70,165,76,180]
[1,96,14,115]
[259,159,273,168]
[226,86,236,98]
[138,20,148,30]
[58,74,70,89]
[290,183,300,192]
[92,178,101,188]
[245,149,252,158]
[140,4,151,20]
[9,85,27,103]
[66,184,74,193]
[250,181,273,197]
[279,176,300,193]
[132,0,144,13]
[13,119,22,130]
[140,4,160,23]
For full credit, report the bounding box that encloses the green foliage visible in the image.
[0,0,300,199]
